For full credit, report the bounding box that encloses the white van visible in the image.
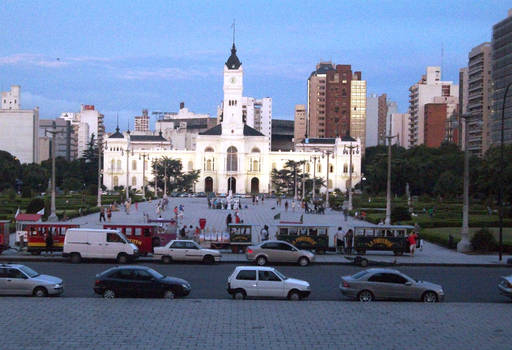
[63,228,139,264]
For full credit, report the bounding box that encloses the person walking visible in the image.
[107,207,112,222]
[135,201,138,211]
[291,200,296,212]
[335,227,344,254]
[284,200,289,212]
[260,225,269,242]
[235,212,241,224]
[408,232,417,257]
[345,229,353,255]
[45,231,54,255]
[226,213,232,230]
[99,207,106,222]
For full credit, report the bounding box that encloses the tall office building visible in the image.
[241,97,272,139]
[391,113,410,148]
[0,86,39,163]
[386,101,398,137]
[61,104,104,157]
[307,62,366,149]
[366,94,379,147]
[458,67,469,149]
[491,9,512,146]
[408,66,458,147]
[134,109,150,133]
[293,104,306,144]
[39,118,77,161]
[465,43,493,156]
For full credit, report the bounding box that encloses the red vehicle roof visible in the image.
[15,213,42,222]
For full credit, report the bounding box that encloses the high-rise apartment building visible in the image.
[134,109,150,133]
[408,66,458,147]
[386,101,398,137]
[0,86,39,163]
[241,97,272,140]
[60,104,104,158]
[366,94,379,147]
[39,118,77,161]
[491,9,512,146]
[465,42,493,156]
[293,104,306,144]
[391,113,410,148]
[308,62,366,149]
[458,67,469,149]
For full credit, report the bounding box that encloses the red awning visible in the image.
[15,213,42,222]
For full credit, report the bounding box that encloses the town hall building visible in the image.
[103,43,362,194]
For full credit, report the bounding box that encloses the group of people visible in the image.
[208,196,242,210]
[334,227,354,255]
[178,224,201,240]
[98,206,113,222]
[225,212,243,228]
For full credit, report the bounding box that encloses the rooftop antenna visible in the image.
[231,19,236,45]
[441,43,444,76]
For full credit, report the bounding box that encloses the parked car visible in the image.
[153,240,221,264]
[246,240,315,266]
[339,268,445,302]
[63,228,139,264]
[93,266,191,299]
[196,192,207,198]
[227,266,310,300]
[0,263,63,297]
[498,275,512,299]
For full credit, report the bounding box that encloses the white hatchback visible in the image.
[227,266,311,300]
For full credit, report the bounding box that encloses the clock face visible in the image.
[230,77,236,84]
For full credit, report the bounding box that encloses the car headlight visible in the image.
[54,283,62,288]
[182,283,190,289]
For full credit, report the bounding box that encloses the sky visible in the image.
[0,1,510,131]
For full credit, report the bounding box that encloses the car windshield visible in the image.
[147,269,164,280]
[351,271,369,279]
[274,269,287,280]
[18,265,39,278]
[117,232,130,244]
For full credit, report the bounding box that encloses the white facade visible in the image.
[1,85,20,110]
[61,105,104,157]
[391,113,410,148]
[408,66,458,147]
[103,44,361,194]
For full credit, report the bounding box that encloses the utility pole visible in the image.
[163,165,167,198]
[458,114,472,252]
[310,154,320,202]
[97,136,102,208]
[324,150,333,208]
[46,122,61,222]
[124,145,131,202]
[139,153,148,200]
[302,160,306,201]
[384,133,398,225]
[344,142,358,211]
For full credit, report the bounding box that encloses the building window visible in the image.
[318,164,322,173]
[206,159,212,171]
[117,160,121,170]
[113,176,119,187]
[329,164,334,173]
[252,159,259,172]
[343,164,348,173]
[132,160,137,171]
[272,162,276,169]
[227,146,237,172]
[188,161,193,171]
[205,147,214,152]
[328,179,333,189]
[111,159,115,170]
[132,176,137,186]
[306,163,310,173]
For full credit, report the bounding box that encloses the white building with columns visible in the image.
[103,43,361,194]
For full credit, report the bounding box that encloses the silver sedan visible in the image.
[0,264,63,297]
[339,268,444,302]
[246,240,315,266]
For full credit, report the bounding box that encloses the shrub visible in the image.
[26,198,45,214]
[21,186,32,198]
[391,206,411,222]
[5,187,16,200]
[471,228,497,252]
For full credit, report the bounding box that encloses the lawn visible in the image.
[420,227,512,250]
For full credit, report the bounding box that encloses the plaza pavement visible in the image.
[0,298,510,350]
[4,197,511,265]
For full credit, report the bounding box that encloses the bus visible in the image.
[275,223,333,254]
[352,225,415,256]
[20,223,80,255]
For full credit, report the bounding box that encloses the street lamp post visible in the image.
[163,165,167,198]
[139,153,148,200]
[458,114,472,252]
[343,142,358,212]
[323,150,333,208]
[310,154,320,202]
[384,133,398,225]
[122,145,132,202]
[498,82,512,261]
[302,160,306,201]
[46,122,60,222]
[97,138,103,208]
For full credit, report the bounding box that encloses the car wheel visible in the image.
[422,291,438,303]
[163,290,175,300]
[288,290,301,301]
[359,258,368,267]
[103,289,116,299]
[33,287,48,297]
[117,253,128,264]
[233,289,246,300]
[358,290,374,302]
[256,256,267,266]
[203,255,215,265]
[162,256,172,264]
[70,253,81,264]
[298,257,310,267]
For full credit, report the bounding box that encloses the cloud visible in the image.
[120,67,219,80]
[0,54,69,68]
[22,91,80,116]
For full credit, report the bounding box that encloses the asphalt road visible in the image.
[11,261,512,302]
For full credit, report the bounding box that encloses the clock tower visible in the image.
[222,43,244,136]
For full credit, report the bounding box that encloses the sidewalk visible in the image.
[5,197,511,266]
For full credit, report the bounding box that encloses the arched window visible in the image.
[329,164,334,173]
[251,147,260,153]
[111,159,115,170]
[117,160,121,170]
[252,159,259,172]
[113,176,119,187]
[227,146,237,172]
[206,159,212,171]
[131,176,137,186]
[343,164,348,173]
[132,160,137,171]
[306,163,310,173]
[188,161,193,171]
[318,164,322,173]
[272,162,276,169]
[328,179,333,189]
[205,147,214,152]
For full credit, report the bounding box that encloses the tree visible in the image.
[21,163,49,193]
[61,177,82,192]
[0,150,22,191]
[151,157,199,193]
[433,171,462,199]
[270,160,307,196]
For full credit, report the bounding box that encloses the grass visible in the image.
[420,227,512,252]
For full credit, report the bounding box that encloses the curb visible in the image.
[1,255,510,267]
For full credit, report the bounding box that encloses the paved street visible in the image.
[0,298,510,350]
[11,261,512,302]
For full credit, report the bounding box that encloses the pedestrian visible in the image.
[305,201,309,213]
[284,200,289,212]
[408,232,417,257]
[107,207,112,222]
[335,227,344,254]
[345,229,353,255]
[18,234,25,252]
[256,196,259,205]
[99,206,106,222]
[252,195,256,205]
[226,213,232,229]
[135,201,138,211]
[261,195,264,204]
[179,226,186,239]
[260,225,269,242]
[174,206,178,219]
[291,200,296,212]
[343,208,348,222]
[45,231,54,255]
[235,212,241,224]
